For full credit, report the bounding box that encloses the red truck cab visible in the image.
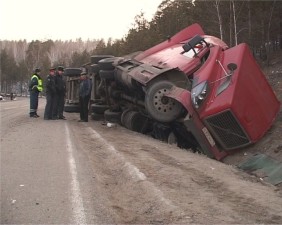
[140,23,280,159]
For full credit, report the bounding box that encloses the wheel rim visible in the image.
[153,88,179,114]
[145,80,184,123]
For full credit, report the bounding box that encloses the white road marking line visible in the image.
[87,126,177,209]
[87,127,146,181]
[65,124,87,224]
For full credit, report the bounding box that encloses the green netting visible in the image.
[238,153,282,185]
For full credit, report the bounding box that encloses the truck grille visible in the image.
[204,110,250,150]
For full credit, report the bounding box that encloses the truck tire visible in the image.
[122,110,148,133]
[121,109,131,127]
[98,57,123,70]
[91,103,109,114]
[91,112,105,121]
[99,70,115,80]
[64,68,82,77]
[104,109,122,124]
[90,55,114,64]
[145,80,184,123]
[64,104,80,113]
[91,64,100,74]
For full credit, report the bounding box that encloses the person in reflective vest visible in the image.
[29,68,43,118]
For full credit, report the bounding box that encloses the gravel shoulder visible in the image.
[65,110,282,224]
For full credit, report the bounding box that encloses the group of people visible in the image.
[44,66,66,120]
[29,66,66,120]
[29,67,92,122]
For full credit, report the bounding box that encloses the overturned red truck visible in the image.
[85,23,280,160]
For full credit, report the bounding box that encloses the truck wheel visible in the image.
[91,64,100,74]
[98,57,123,70]
[99,70,115,80]
[122,110,148,133]
[121,109,131,127]
[64,68,82,77]
[91,112,105,121]
[91,103,109,114]
[64,104,80,113]
[91,55,114,64]
[145,80,184,123]
[104,109,122,124]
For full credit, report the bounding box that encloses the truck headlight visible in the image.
[191,81,208,108]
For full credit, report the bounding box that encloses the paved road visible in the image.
[0,97,113,224]
[1,97,282,224]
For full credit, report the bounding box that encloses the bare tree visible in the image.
[214,0,223,40]
[232,1,238,45]
[247,0,252,46]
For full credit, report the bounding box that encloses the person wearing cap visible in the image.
[29,68,43,118]
[78,72,92,122]
[44,67,56,120]
[53,66,66,120]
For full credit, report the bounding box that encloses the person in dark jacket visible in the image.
[29,68,43,118]
[53,66,66,119]
[78,72,92,122]
[44,67,56,120]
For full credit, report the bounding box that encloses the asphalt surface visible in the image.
[0,97,113,224]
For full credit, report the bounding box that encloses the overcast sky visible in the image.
[0,0,163,41]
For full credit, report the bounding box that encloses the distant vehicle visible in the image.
[0,95,3,101]
[83,23,280,160]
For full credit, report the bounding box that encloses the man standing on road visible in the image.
[53,66,66,120]
[78,72,92,122]
[44,67,56,120]
[29,68,43,118]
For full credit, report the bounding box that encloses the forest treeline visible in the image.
[1,0,281,94]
